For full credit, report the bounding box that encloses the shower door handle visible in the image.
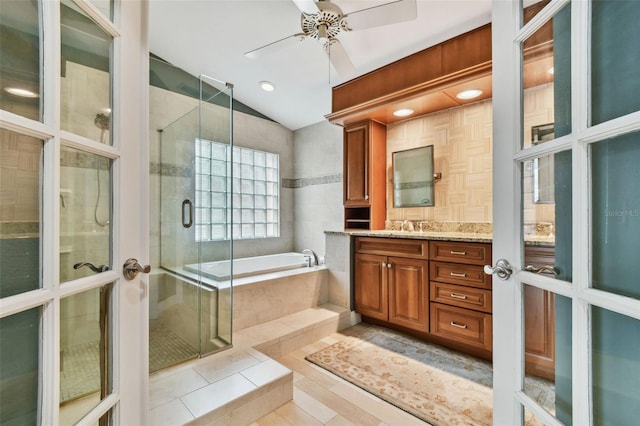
[182,199,193,228]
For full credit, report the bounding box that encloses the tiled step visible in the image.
[148,304,355,426]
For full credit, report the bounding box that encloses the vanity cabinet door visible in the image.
[388,257,429,333]
[354,253,388,321]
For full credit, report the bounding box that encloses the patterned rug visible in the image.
[306,323,554,426]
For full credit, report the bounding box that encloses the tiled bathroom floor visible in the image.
[252,334,430,426]
[63,305,430,425]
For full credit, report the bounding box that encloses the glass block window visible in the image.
[195,139,279,241]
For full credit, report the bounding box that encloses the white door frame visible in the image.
[109,0,149,424]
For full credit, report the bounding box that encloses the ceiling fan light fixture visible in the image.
[456,89,483,100]
[259,81,276,92]
[393,108,414,117]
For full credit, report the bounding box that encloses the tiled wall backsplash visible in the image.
[387,99,493,223]
[386,84,555,226]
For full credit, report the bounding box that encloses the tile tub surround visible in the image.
[232,266,329,331]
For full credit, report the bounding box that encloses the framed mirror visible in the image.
[392,145,435,207]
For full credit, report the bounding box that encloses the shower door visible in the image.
[154,75,232,371]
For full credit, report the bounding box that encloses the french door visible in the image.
[0,0,148,424]
[490,0,640,425]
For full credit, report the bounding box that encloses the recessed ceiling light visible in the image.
[393,108,414,117]
[5,87,39,98]
[259,81,275,92]
[456,89,483,100]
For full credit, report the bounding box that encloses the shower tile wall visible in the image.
[291,121,344,257]
[61,61,110,142]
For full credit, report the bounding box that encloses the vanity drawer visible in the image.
[430,303,492,351]
[430,261,492,289]
[355,237,429,260]
[430,282,492,313]
[429,241,491,265]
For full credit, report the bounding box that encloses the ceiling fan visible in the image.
[244,0,417,78]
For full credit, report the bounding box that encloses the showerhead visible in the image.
[94,112,110,131]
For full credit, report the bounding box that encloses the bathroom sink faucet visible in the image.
[402,220,414,232]
[302,249,317,267]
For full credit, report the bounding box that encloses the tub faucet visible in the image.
[302,249,317,267]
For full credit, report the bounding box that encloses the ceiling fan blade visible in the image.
[292,0,318,14]
[325,39,356,78]
[244,33,306,59]
[344,0,417,31]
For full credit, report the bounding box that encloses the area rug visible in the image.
[305,323,554,426]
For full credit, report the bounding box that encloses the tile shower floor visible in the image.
[149,323,198,373]
[60,341,101,402]
[61,324,196,403]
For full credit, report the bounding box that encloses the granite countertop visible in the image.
[326,229,556,245]
[327,229,493,243]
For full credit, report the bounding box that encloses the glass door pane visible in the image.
[60,146,112,283]
[523,284,572,421]
[591,0,640,125]
[0,129,43,297]
[60,0,112,144]
[591,307,640,425]
[59,283,113,425]
[591,131,640,299]
[0,307,41,425]
[0,0,41,121]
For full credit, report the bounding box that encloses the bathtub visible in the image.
[183,252,309,281]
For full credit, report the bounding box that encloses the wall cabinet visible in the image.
[343,120,386,230]
[429,240,493,352]
[354,237,429,333]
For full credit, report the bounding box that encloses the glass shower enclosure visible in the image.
[150,75,233,372]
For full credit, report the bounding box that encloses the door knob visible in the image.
[123,258,150,280]
[483,258,513,280]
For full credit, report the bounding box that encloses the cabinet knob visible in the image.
[387,263,392,269]
[381,262,387,268]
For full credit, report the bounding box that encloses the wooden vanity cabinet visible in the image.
[428,240,493,352]
[343,120,386,230]
[354,237,429,333]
